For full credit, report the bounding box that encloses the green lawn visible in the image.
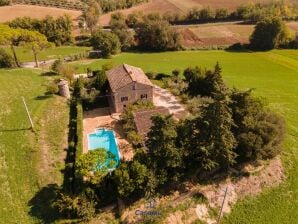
[0,68,69,223]
[3,46,91,63]
[71,50,298,223]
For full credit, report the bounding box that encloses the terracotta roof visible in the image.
[133,107,170,138]
[106,64,153,92]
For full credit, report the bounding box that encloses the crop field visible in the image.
[3,46,91,63]
[0,68,69,223]
[177,22,298,48]
[0,5,81,23]
[71,50,298,223]
[99,0,295,25]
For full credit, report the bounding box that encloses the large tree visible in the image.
[19,30,52,67]
[113,160,150,198]
[83,0,102,33]
[135,17,180,51]
[230,89,285,162]
[9,15,73,46]
[75,148,116,184]
[146,115,184,185]
[0,25,22,67]
[110,12,134,50]
[250,17,291,50]
[90,30,121,58]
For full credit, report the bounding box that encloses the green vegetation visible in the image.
[0,68,69,223]
[135,15,181,51]
[83,0,102,33]
[110,13,134,51]
[3,46,90,62]
[90,30,121,58]
[0,0,9,6]
[0,48,15,68]
[8,15,73,46]
[97,0,148,13]
[250,17,291,50]
[69,49,298,223]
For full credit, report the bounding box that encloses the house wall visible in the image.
[111,82,153,113]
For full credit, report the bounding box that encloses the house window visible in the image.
[140,94,147,99]
[121,96,128,102]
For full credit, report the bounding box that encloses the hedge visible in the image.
[76,100,83,157]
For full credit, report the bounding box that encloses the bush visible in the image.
[0,48,15,68]
[76,101,83,156]
[46,82,58,94]
[145,71,157,79]
[0,0,10,6]
[51,59,63,73]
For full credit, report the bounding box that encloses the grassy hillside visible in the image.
[0,69,69,223]
[72,49,298,223]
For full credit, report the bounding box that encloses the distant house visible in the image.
[133,107,170,139]
[106,64,154,113]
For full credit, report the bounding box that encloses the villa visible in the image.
[106,64,154,113]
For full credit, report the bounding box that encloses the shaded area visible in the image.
[28,184,60,224]
[28,98,79,223]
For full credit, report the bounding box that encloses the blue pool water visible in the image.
[88,128,120,169]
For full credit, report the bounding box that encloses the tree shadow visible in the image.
[40,71,57,76]
[0,128,30,132]
[28,99,78,223]
[35,95,53,101]
[28,184,61,224]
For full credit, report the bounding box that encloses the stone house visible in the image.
[106,64,154,113]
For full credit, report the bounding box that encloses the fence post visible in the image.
[22,97,34,130]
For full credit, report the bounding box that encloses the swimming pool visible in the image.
[87,128,120,169]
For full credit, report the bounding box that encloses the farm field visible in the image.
[0,4,81,23]
[178,21,298,48]
[3,46,91,63]
[99,0,296,26]
[71,50,298,223]
[0,69,69,223]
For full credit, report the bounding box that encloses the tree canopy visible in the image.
[250,17,291,50]
[90,30,121,58]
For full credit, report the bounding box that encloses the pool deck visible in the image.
[83,107,133,161]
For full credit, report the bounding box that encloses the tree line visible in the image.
[161,1,298,25]
[7,15,73,46]
[89,12,181,58]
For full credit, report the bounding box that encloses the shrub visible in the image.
[51,59,63,73]
[0,48,15,68]
[46,82,58,94]
[0,0,10,6]
[145,71,157,79]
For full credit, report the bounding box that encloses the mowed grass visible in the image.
[3,46,91,63]
[72,50,298,223]
[0,68,69,223]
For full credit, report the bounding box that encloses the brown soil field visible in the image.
[177,22,298,48]
[99,0,181,26]
[0,5,81,23]
[99,0,295,26]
